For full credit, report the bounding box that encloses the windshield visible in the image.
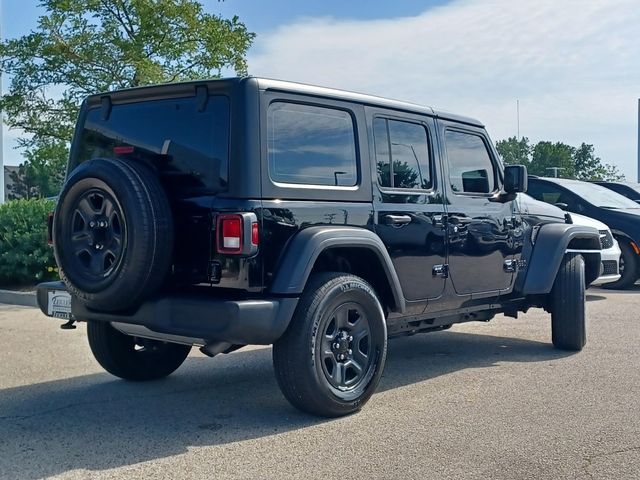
[562,181,640,209]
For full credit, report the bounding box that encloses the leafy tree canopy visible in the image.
[496,137,624,181]
[1,0,255,198]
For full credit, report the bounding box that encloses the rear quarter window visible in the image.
[267,102,358,187]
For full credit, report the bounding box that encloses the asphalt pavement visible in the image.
[0,288,638,479]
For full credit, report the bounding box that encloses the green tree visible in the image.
[496,138,625,181]
[573,143,605,180]
[573,143,625,181]
[495,136,531,167]
[601,163,625,181]
[1,0,255,195]
[8,139,68,199]
[528,141,576,177]
[7,165,39,200]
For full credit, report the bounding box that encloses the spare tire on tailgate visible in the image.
[53,158,173,312]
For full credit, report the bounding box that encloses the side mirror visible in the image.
[504,165,528,194]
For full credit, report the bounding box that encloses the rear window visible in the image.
[267,102,358,187]
[75,95,229,194]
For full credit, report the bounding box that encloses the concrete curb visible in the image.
[0,289,37,308]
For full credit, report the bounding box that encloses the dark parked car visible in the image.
[528,176,640,289]
[594,181,640,203]
[36,78,601,417]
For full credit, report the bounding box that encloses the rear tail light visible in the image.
[216,213,259,255]
[218,215,242,253]
[251,221,259,246]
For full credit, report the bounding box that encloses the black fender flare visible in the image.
[517,223,601,295]
[269,226,406,313]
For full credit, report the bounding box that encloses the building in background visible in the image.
[4,166,20,201]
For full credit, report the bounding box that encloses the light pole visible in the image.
[0,0,4,204]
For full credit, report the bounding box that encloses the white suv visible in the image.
[570,213,620,286]
[518,193,620,286]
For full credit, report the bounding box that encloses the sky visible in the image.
[2,0,639,179]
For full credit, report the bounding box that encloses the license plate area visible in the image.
[47,290,72,320]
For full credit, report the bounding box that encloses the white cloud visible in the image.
[248,0,640,178]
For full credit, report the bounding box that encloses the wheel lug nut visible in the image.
[348,349,352,355]
[96,243,103,250]
[333,343,340,349]
[89,221,96,228]
[348,336,353,342]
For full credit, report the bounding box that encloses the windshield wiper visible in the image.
[600,206,640,210]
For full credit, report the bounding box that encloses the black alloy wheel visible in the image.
[273,272,387,417]
[66,187,127,288]
[320,301,374,395]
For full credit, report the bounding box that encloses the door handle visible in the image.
[384,214,412,226]
[449,216,472,226]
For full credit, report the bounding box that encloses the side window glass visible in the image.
[374,118,431,190]
[268,102,358,186]
[529,182,564,204]
[445,131,497,194]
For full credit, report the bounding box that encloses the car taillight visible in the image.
[251,221,259,246]
[218,215,243,254]
[216,213,259,255]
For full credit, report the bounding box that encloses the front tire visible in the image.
[551,253,586,351]
[87,321,191,381]
[273,273,387,417]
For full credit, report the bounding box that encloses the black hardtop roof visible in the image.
[254,77,484,127]
[85,76,484,127]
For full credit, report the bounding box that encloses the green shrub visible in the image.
[0,198,58,286]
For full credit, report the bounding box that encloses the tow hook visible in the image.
[60,319,77,330]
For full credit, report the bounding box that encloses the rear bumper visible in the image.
[36,281,298,345]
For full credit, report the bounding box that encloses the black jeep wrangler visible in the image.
[37,77,602,417]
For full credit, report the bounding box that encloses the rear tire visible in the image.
[87,321,191,381]
[273,273,387,417]
[551,253,586,351]
[603,240,637,290]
